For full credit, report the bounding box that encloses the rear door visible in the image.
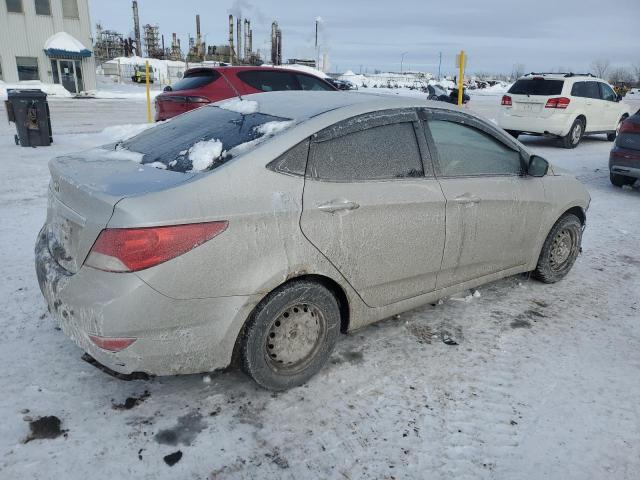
[423,110,549,288]
[570,81,597,130]
[301,109,446,307]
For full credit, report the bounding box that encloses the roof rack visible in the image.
[523,72,595,78]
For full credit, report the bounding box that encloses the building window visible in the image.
[6,0,23,13]
[34,0,50,15]
[62,0,79,18]
[16,57,39,81]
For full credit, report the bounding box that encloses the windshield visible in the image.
[115,105,293,173]
[509,79,564,96]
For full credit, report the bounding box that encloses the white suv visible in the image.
[498,73,633,148]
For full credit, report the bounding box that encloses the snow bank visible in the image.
[188,139,224,171]
[276,64,329,79]
[44,32,88,52]
[0,80,72,100]
[218,98,259,114]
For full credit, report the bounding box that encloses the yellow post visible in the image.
[457,50,465,107]
[145,60,152,123]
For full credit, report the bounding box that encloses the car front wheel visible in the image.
[561,118,585,149]
[239,280,341,390]
[533,214,582,283]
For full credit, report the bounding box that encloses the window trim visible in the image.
[61,0,79,18]
[16,56,40,81]
[422,109,527,179]
[34,0,51,15]
[5,0,23,13]
[306,108,435,183]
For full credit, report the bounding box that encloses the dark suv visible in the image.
[155,66,338,120]
[610,111,640,187]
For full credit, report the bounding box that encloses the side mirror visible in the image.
[528,155,549,177]
[163,86,172,92]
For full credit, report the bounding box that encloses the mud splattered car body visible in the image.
[35,91,590,387]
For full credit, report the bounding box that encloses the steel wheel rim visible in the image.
[549,228,577,271]
[572,123,582,144]
[265,303,326,373]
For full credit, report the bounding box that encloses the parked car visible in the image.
[427,84,470,104]
[498,73,634,148]
[326,78,357,90]
[609,111,640,187]
[155,66,338,120]
[624,88,640,98]
[36,92,590,390]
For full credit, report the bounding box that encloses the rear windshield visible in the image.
[170,70,220,91]
[116,106,292,173]
[508,79,564,96]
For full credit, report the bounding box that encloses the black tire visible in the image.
[610,173,636,187]
[561,118,585,149]
[239,280,340,391]
[505,130,521,139]
[533,214,582,283]
[608,115,628,141]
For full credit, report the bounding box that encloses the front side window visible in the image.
[6,0,22,12]
[308,122,424,182]
[599,83,617,102]
[34,0,50,15]
[238,70,298,92]
[296,74,334,91]
[62,0,78,18]
[428,120,522,177]
[16,56,39,81]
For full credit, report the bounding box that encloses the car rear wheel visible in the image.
[533,214,582,283]
[239,280,340,390]
[610,173,636,187]
[505,130,521,139]
[608,115,628,141]
[561,118,584,149]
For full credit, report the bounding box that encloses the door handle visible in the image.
[453,193,481,205]
[317,200,360,213]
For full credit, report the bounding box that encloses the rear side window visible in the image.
[308,122,424,182]
[428,120,522,177]
[296,74,334,91]
[118,106,292,172]
[267,140,309,176]
[509,79,564,96]
[571,82,587,97]
[238,70,298,92]
[170,70,220,91]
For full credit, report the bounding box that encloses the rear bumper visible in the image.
[498,110,573,136]
[35,226,260,376]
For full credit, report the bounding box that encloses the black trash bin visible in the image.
[5,89,53,147]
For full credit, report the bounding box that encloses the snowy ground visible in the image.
[1,95,639,480]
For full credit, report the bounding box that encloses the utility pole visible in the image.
[315,19,319,69]
[438,52,442,80]
[400,51,408,74]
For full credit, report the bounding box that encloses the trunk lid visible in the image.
[46,151,196,274]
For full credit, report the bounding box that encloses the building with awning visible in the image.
[0,0,96,94]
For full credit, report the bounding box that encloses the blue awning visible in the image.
[44,48,92,59]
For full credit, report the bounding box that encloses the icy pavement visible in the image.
[0,97,639,479]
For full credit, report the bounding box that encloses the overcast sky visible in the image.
[89,0,639,75]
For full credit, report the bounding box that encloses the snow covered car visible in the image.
[35,91,590,390]
[498,73,633,148]
[427,84,470,104]
[609,111,640,187]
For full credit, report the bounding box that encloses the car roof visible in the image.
[214,90,461,123]
[517,73,603,82]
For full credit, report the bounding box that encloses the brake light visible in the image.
[85,222,228,272]
[619,121,640,134]
[545,97,570,109]
[186,96,210,104]
[501,95,512,106]
[89,335,136,352]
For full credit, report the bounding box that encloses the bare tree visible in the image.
[608,66,634,84]
[633,61,640,83]
[591,59,611,79]
[511,63,526,80]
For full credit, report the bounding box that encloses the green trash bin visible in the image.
[5,89,53,147]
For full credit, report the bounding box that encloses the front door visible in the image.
[423,111,549,288]
[50,59,82,93]
[301,110,446,307]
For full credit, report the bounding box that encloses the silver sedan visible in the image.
[35,91,590,390]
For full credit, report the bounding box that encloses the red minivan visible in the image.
[155,66,338,121]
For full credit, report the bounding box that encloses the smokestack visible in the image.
[244,19,250,59]
[236,17,242,62]
[196,14,202,58]
[132,0,141,56]
[229,15,235,64]
[248,27,253,58]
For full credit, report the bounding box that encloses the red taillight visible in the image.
[619,121,640,134]
[545,97,570,109]
[89,335,136,352]
[186,96,210,104]
[85,221,228,272]
[501,95,512,106]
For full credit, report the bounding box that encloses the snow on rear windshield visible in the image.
[114,105,293,172]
